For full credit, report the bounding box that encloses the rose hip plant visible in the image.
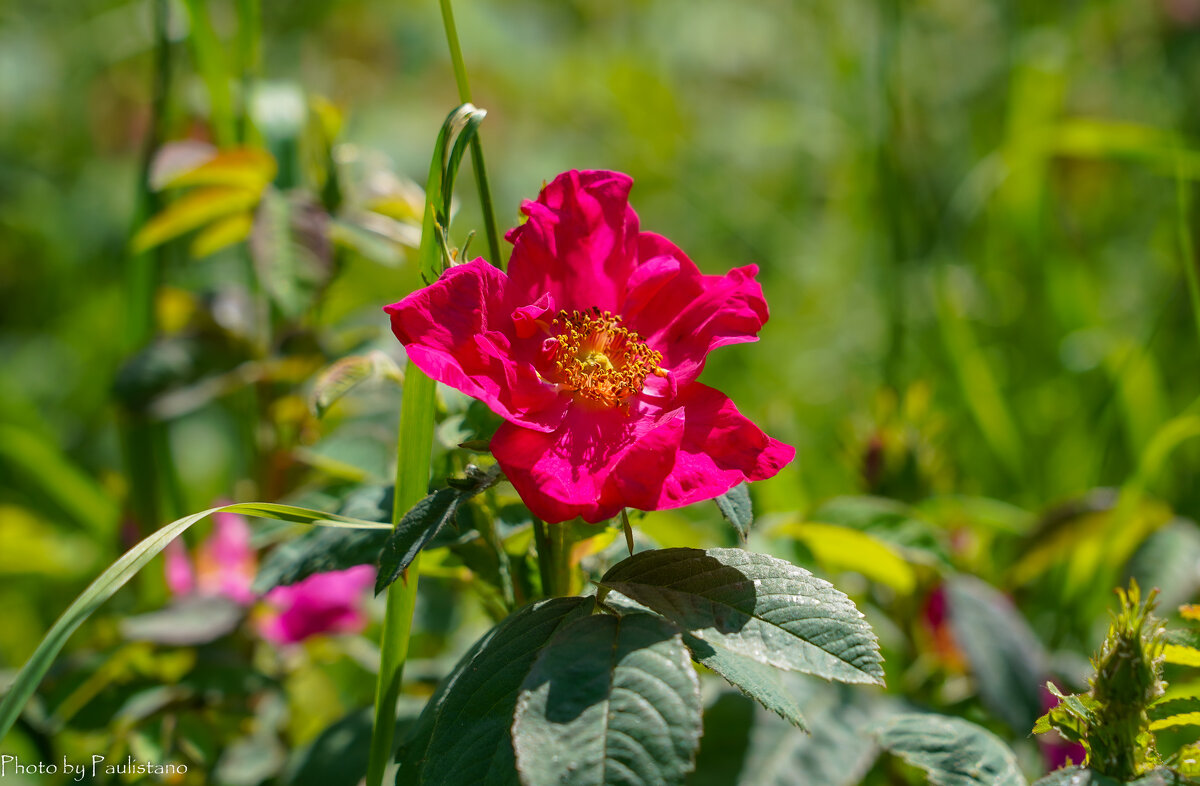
[0,3,884,784]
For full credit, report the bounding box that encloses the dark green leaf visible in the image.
[396,596,591,786]
[715,483,753,540]
[512,613,702,786]
[1030,768,1124,785]
[947,575,1049,733]
[376,466,501,595]
[598,547,884,685]
[874,712,1026,786]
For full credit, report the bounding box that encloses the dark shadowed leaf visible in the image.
[946,575,1048,733]
[716,482,754,540]
[598,547,884,685]
[376,466,501,594]
[1126,519,1200,610]
[255,526,388,594]
[1028,767,1195,785]
[512,613,702,786]
[874,712,1026,786]
[396,596,591,786]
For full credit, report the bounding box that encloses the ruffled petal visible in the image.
[385,258,567,432]
[625,233,769,386]
[651,382,794,510]
[506,170,640,313]
[491,399,684,524]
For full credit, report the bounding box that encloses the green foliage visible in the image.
[396,597,591,785]
[1036,583,1168,781]
[512,613,703,786]
[714,482,753,540]
[874,713,1027,786]
[598,547,885,686]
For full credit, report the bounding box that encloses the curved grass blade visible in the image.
[0,502,388,741]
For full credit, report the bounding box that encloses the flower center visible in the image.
[547,307,665,407]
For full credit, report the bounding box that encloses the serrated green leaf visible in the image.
[0,501,388,741]
[251,190,332,319]
[874,713,1027,786]
[512,613,702,786]
[715,482,753,540]
[376,466,501,594]
[685,632,806,729]
[598,547,884,685]
[947,575,1049,733]
[1032,767,1195,786]
[396,596,591,786]
[1150,712,1200,731]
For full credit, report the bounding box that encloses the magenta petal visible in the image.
[386,258,566,432]
[196,510,257,605]
[506,170,640,313]
[259,565,375,645]
[163,540,195,597]
[491,400,684,524]
[651,383,794,510]
[625,233,769,385]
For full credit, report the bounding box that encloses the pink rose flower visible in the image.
[164,508,257,605]
[385,169,794,523]
[258,565,376,645]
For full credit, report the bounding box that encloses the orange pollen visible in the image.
[547,307,665,407]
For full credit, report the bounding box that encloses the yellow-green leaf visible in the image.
[133,186,260,253]
[1150,712,1200,731]
[189,211,255,258]
[162,147,277,191]
[1165,644,1200,667]
[770,521,916,595]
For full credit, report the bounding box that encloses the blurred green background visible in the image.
[6,0,1200,783]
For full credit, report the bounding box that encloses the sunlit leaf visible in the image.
[1164,645,1200,667]
[161,147,277,191]
[133,185,261,253]
[598,547,885,685]
[771,521,916,595]
[190,211,255,257]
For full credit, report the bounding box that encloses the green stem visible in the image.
[235,0,262,144]
[549,522,573,597]
[437,0,503,268]
[182,0,237,147]
[1176,160,1200,350]
[365,363,437,786]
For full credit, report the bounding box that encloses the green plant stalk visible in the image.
[438,0,502,268]
[235,0,262,145]
[182,0,237,147]
[365,363,437,786]
[122,0,172,540]
[1176,161,1200,351]
[549,522,574,597]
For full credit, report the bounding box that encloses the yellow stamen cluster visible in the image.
[547,307,665,408]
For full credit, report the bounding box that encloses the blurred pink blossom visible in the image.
[164,508,257,605]
[258,565,376,645]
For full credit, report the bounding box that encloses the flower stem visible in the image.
[549,522,574,597]
[366,363,437,786]
[437,0,502,269]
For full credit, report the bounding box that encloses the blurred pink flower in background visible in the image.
[257,565,376,645]
[164,505,376,645]
[165,508,257,604]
